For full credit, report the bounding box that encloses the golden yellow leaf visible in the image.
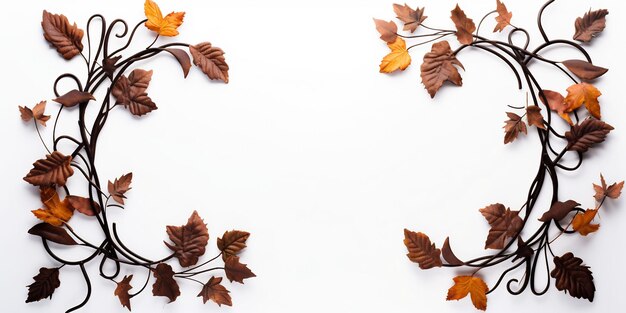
[144,0,185,37]
[31,187,74,226]
[564,83,602,119]
[379,37,411,73]
[572,209,599,236]
[446,275,488,311]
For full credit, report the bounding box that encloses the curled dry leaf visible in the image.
[114,275,133,311]
[26,267,61,303]
[446,276,488,311]
[593,174,624,201]
[450,5,476,45]
[53,90,95,108]
[165,48,191,78]
[441,237,463,266]
[28,223,77,245]
[539,90,572,125]
[19,101,51,126]
[494,0,512,33]
[403,229,442,269]
[189,43,229,83]
[379,37,411,73]
[144,0,185,37]
[420,40,464,98]
[165,210,209,267]
[562,60,608,81]
[66,195,101,216]
[218,230,250,261]
[538,200,579,222]
[103,56,122,80]
[41,10,84,60]
[112,69,158,116]
[152,263,180,302]
[573,9,609,43]
[224,256,256,284]
[198,276,232,307]
[572,209,599,236]
[373,18,398,43]
[108,173,132,204]
[23,151,74,187]
[393,3,427,33]
[551,252,595,301]
[564,83,601,119]
[526,106,545,129]
[565,118,613,153]
[479,203,523,249]
[503,112,527,144]
[32,187,74,226]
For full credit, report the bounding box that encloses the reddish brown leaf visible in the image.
[53,90,95,108]
[503,112,527,144]
[551,252,595,301]
[26,267,61,303]
[526,106,545,129]
[479,203,523,249]
[538,200,579,222]
[593,174,624,201]
[393,3,427,33]
[107,173,132,204]
[103,56,122,80]
[66,195,101,216]
[574,9,609,42]
[373,18,398,43]
[165,48,191,78]
[218,230,250,261]
[32,187,74,226]
[19,101,51,126]
[572,209,599,236]
[420,40,464,98]
[198,276,232,306]
[189,42,229,83]
[114,275,133,311]
[441,237,463,266]
[513,237,533,261]
[403,229,442,269]
[224,256,256,284]
[24,151,74,187]
[41,10,84,60]
[494,0,512,32]
[112,69,157,116]
[562,60,608,81]
[152,263,180,302]
[28,223,77,245]
[450,5,476,45]
[446,276,488,311]
[565,119,613,153]
[165,210,209,267]
[539,90,572,125]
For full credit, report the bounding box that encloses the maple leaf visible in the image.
[572,209,599,236]
[114,275,133,311]
[494,0,512,32]
[538,200,579,222]
[144,0,185,37]
[218,230,250,261]
[189,43,229,83]
[551,253,595,301]
[562,60,608,81]
[373,18,398,43]
[152,263,180,302]
[539,90,572,125]
[224,256,256,284]
[41,10,84,60]
[28,223,77,245]
[108,173,132,204]
[450,5,476,45]
[526,106,545,129]
[593,174,624,201]
[53,90,95,108]
[420,40,464,98]
[66,195,101,216]
[393,3,427,33]
[479,203,523,249]
[165,211,209,267]
[574,9,609,42]
[503,112,527,144]
[446,276,488,311]
[379,37,411,73]
[26,267,61,303]
[565,119,613,153]
[111,69,158,116]
[198,276,232,307]
[32,187,74,226]
[19,101,51,127]
[403,229,442,269]
[564,83,601,119]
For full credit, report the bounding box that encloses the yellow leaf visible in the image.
[144,0,185,37]
[379,37,411,73]
[31,187,74,226]
[446,276,488,311]
[572,209,599,236]
[564,83,602,119]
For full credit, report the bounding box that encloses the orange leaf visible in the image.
[450,5,476,45]
[446,276,488,311]
[494,0,512,32]
[379,37,411,73]
[32,187,74,226]
[564,83,602,119]
[572,209,599,236]
[373,19,398,43]
[144,0,185,37]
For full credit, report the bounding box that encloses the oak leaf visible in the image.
[538,200,579,222]
[373,19,398,43]
[572,209,599,236]
[24,151,74,187]
[393,4,427,33]
[108,173,132,204]
[28,223,77,245]
[189,43,229,83]
[450,5,476,45]
[53,90,95,108]
[562,60,608,81]
[564,83,601,119]
[539,90,572,125]
[152,263,180,302]
[551,252,595,301]
[441,237,463,266]
[593,174,624,201]
[218,230,250,261]
[144,0,185,37]
[503,112,527,144]
[494,0,512,32]
[446,276,488,311]
[565,119,613,153]
[379,37,411,73]
[574,9,609,43]
[19,101,51,126]
[224,256,256,284]
[198,276,232,306]
[165,210,209,267]
[420,40,464,98]
[111,69,158,116]
[66,195,101,216]
[32,187,74,226]
[479,203,523,249]
[114,275,133,311]
[403,229,442,269]
[526,106,545,129]
[26,267,61,303]
[41,10,84,60]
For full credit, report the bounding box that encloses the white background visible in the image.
[1,0,624,312]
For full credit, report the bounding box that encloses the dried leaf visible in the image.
[373,18,398,43]
[503,112,527,144]
[165,210,209,267]
[572,209,599,236]
[198,276,232,306]
[565,119,613,153]
[539,90,572,125]
[53,90,95,108]
[513,237,533,261]
[593,174,624,201]
[538,200,579,222]
[26,267,61,303]
[224,256,256,284]
[189,43,229,83]
[107,173,132,204]
[32,187,74,226]
[114,275,133,311]
[562,60,608,81]
[66,195,101,216]
[218,230,250,261]
[19,101,51,126]
[574,9,609,42]
[28,223,77,245]
[441,237,463,266]
[393,3,427,33]
[165,48,191,78]
[112,69,158,116]
[494,0,512,32]
[526,106,545,129]
[551,252,595,301]
[152,263,180,302]
[103,56,121,80]
[379,37,411,73]
[403,229,442,269]
[479,203,523,249]
[564,83,602,119]
[420,40,464,98]
[24,151,74,187]
[450,5,476,45]
[446,276,488,311]
[41,10,84,60]
[144,0,185,37]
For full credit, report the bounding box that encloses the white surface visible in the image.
[1,0,625,312]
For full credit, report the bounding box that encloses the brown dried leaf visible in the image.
[19,101,51,126]
[574,9,609,43]
[446,276,488,311]
[165,211,209,267]
[494,0,512,32]
[564,83,602,119]
[503,112,527,144]
[441,237,463,266]
[112,69,157,116]
[538,200,579,222]
[539,90,572,125]
[403,229,442,269]
[565,119,613,153]
[28,223,77,245]
[526,106,545,129]
[41,10,84,60]
[165,48,191,78]
[218,230,250,261]
[152,263,180,302]
[393,3,427,33]
[479,204,523,249]
[562,60,608,81]
[53,90,95,108]
[513,237,533,261]
[114,275,133,311]
[107,173,132,204]
[198,276,232,306]
[572,209,599,236]
[24,151,74,187]
[373,18,398,43]
[450,5,476,45]
[593,174,624,201]
[551,252,595,301]
[103,56,122,80]
[66,195,101,216]
[420,40,464,98]
[26,267,61,303]
[189,42,229,83]
[224,256,256,284]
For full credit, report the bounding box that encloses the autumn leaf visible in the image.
[565,119,613,153]
[114,275,133,311]
[19,101,51,127]
[494,0,512,32]
[403,229,442,269]
[66,195,101,216]
[32,187,74,226]
[450,5,476,45]
[53,90,95,108]
[446,276,488,311]
[111,69,158,116]
[373,18,398,43]
[41,10,84,60]
[218,230,250,261]
[28,223,77,245]
[503,112,527,144]
[165,210,209,267]
[513,237,533,261]
[538,200,579,222]
[393,3,427,33]
[441,237,463,266]
[108,173,132,204]
[103,56,121,80]
[379,37,411,73]
[198,276,232,307]
[152,263,180,302]
[551,252,595,301]
[420,40,464,98]
[572,209,599,236]
[562,60,608,81]
[224,256,256,284]
[26,267,61,303]
[593,174,624,201]
[189,43,229,83]
[539,90,572,125]
[479,203,523,249]
[23,151,74,187]
[564,83,601,119]
[165,48,191,78]
[144,0,185,37]
[525,106,545,129]
[574,9,609,42]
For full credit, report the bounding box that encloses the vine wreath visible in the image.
[20,1,254,312]
[375,0,622,310]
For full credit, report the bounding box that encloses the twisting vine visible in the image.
[375,0,621,310]
[20,1,253,312]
